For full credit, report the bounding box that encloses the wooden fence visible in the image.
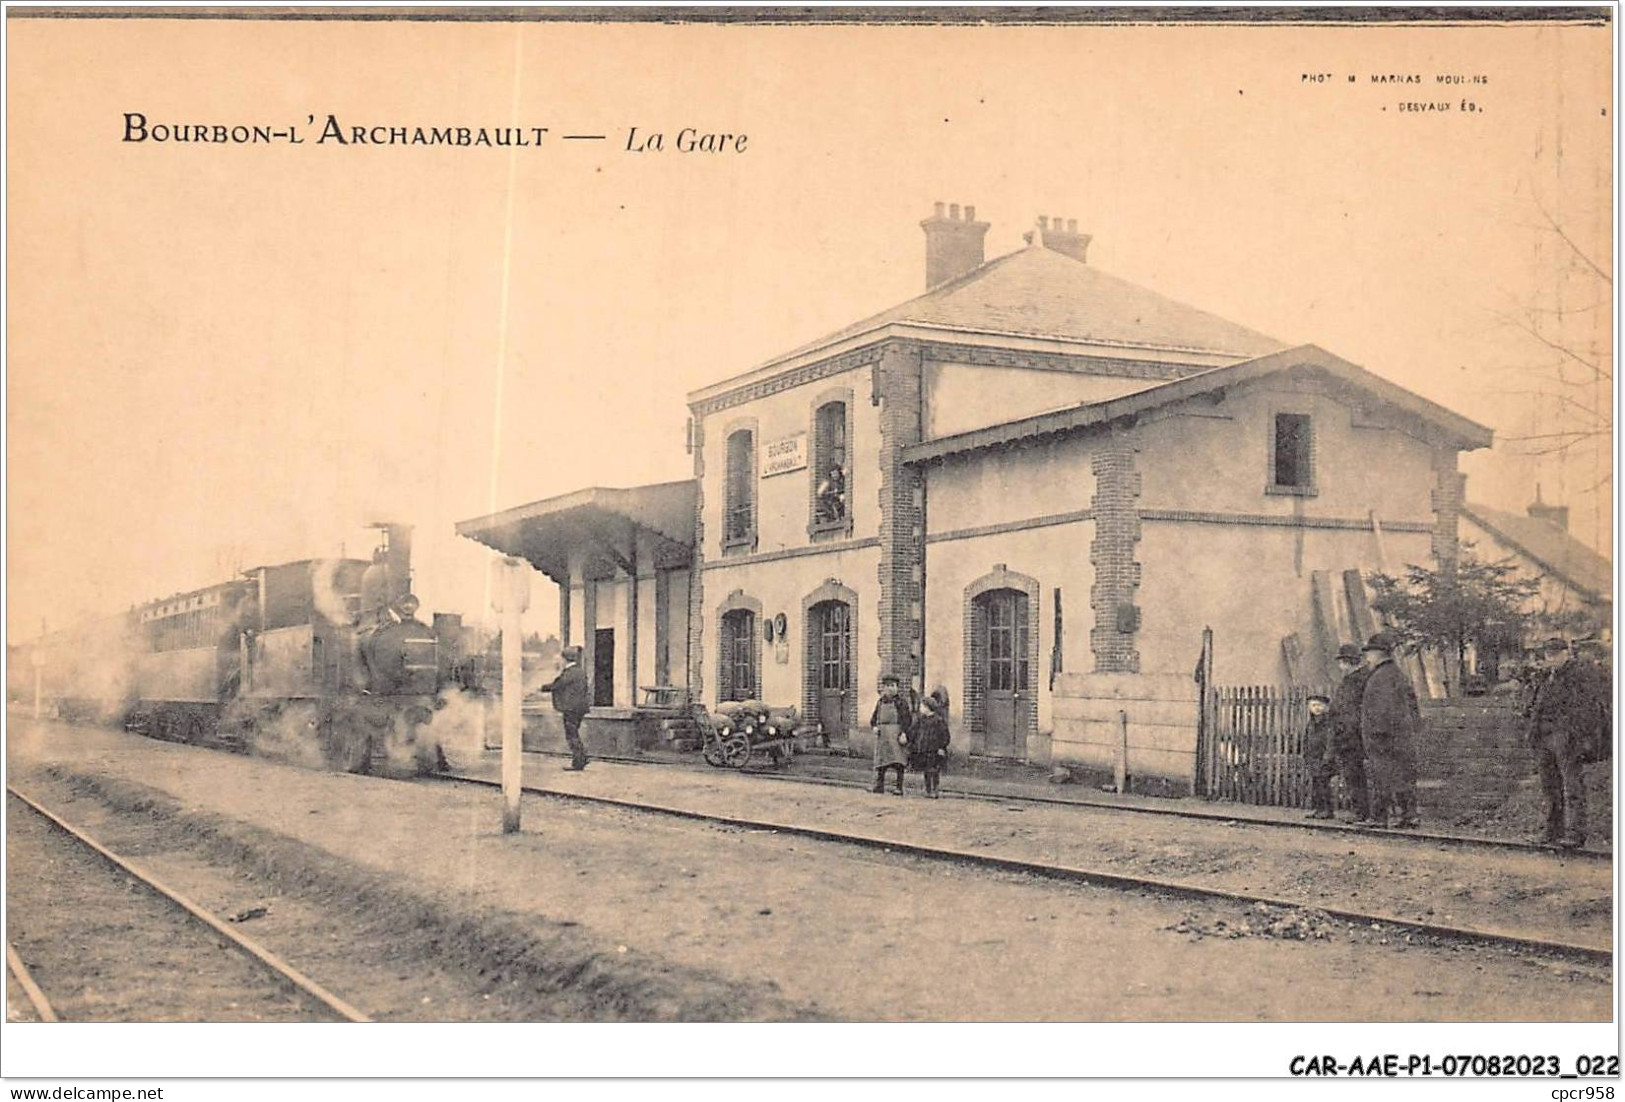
[1199,685,1327,807]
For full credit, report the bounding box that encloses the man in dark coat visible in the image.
[541,644,592,771]
[1328,643,1374,824]
[1359,631,1421,829]
[1528,637,1611,848]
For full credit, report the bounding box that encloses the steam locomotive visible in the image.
[29,524,460,778]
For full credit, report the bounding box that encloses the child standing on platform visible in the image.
[911,686,952,798]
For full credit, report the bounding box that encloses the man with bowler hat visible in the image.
[541,645,592,771]
[1359,631,1421,829]
[1527,636,1610,848]
[1328,643,1374,824]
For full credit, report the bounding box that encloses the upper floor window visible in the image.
[1270,412,1315,494]
[723,429,756,548]
[812,400,850,531]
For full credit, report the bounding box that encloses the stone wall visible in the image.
[1413,698,1530,822]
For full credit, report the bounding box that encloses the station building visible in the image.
[458,203,1492,791]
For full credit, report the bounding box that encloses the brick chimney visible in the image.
[920,201,990,290]
[1038,215,1092,263]
[1528,484,1570,531]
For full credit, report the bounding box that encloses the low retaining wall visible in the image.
[483,706,658,756]
[1051,672,1200,797]
[1414,698,1530,821]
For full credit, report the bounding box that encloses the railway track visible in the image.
[8,942,58,1022]
[510,745,1613,864]
[6,785,370,1023]
[437,770,1613,967]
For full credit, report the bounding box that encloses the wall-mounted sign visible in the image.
[762,432,807,477]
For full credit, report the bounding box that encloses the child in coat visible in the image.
[1304,693,1336,819]
[910,686,952,798]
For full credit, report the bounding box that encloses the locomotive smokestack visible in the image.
[385,525,413,607]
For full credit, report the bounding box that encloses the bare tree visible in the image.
[1493,199,1613,490]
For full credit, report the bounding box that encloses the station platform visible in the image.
[502,722,1609,855]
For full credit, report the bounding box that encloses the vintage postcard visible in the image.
[3,1,1616,1088]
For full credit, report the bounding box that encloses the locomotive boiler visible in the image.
[36,523,459,778]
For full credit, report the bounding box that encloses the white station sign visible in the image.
[762,432,808,477]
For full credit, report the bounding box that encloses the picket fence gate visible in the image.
[1199,684,1332,808]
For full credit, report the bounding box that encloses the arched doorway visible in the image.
[810,599,853,740]
[965,565,1039,760]
[802,579,859,746]
[977,588,1030,756]
[719,608,758,701]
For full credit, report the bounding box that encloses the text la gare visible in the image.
[626,126,748,153]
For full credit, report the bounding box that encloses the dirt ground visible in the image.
[455,749,1614,951]
[6,719,1612,1021]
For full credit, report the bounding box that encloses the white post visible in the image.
[1115,709,1130,793]
[490,556,531,833]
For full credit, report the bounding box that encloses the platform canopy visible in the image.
[455,480,697,584]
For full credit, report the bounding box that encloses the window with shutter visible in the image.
[724,429,756,549]
[1270,413,1315,494]
[811,401,850,531]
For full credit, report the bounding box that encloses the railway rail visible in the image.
[6,785,371,1023]
[7,942,58,1022]
[437,770,1613,967]
[509,745,1613,864]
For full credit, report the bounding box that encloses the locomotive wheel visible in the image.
[319,710,372,774]
[721,734,751,769]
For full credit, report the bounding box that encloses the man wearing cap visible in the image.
[1327,643,1374,823]
[1527,636,1611,848]
[868,672,914,795]
[1359,631,1421,829]
[541,645,592,771]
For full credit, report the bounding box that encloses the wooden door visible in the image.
[814,601,852,741]
[593,628,615,707]
[982,589,1029,758]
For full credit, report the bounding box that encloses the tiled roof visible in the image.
[775,242,1290,363]
[905,344,1495,464]
[1463,502,1613,603]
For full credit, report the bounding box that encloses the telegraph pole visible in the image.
[490,556,531,833]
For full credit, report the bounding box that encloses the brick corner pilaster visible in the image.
[1089,432,1143,674]
[687,413,708,701]
[1430,447,1466,580]
[875,341,926,693]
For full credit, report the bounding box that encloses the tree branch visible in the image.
[1534,196,1614,284]
[1490,308,1609,380]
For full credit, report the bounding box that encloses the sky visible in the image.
[6,13,1614,646]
